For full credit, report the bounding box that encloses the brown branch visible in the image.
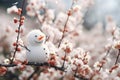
[58,2,74,48]
[98,63,103,72]
[57,15,70,48]
[105,48,111,58]
[27,67,39,80]
[61,52,67,69]
[19,44,30,52]
[74,74,89,80]
[74,67,78,76]
[115,49,120,65]
[98,30,116,70]
[0,64,17,67]
[0,62,89,80]
[10,0,26,64]
[0,62,65,71]
[73,67,89,80]
[98,47,111,71]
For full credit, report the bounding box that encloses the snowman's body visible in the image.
[26,30,49,63]
[27,44,49,63]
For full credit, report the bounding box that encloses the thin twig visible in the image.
[10,0,26,64]
[98,48,111,71]
[74,74,89,80]
[57,2,74,48]
[57,15,70,48]
[74,67,78,76]
[27,67,39,80]
[45,36,50,43]
[105,48,111,58]
[98,64,102,72]
[19,44,30,52]
[73,67,89,80]
[61,52,67,69]
[98,63,103,72]
[115,49,120,65]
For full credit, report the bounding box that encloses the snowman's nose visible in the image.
[38,35,44,41]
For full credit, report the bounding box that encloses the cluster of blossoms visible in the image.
[0,0,120,80]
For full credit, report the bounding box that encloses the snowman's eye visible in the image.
[35,35,37,37]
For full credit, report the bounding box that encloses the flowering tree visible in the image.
[0,0,120,80]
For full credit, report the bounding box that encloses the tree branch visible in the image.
[57,2,74,48]
[0,62,89,80]
[115,49,120,65]
[19,44,30,52]
[0,62,65,72]
[27,67,39,80]
[57,15,70,48]
[74,74,89,80]
[10,0,26,64]
[98,47,111,71]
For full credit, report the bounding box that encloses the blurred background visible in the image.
[0,0,120,30]
[0,0,22,8]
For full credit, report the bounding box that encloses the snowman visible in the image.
[26,29,49,63]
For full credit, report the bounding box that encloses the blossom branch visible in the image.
[0,62,89,79]
[98,47,111,71]
[0,62,66,72]
[57,15,70,48]
[58,2,74,48]
[10,0,26,64]
[73,67,89,80]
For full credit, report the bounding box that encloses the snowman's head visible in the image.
[27,30,46,45]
